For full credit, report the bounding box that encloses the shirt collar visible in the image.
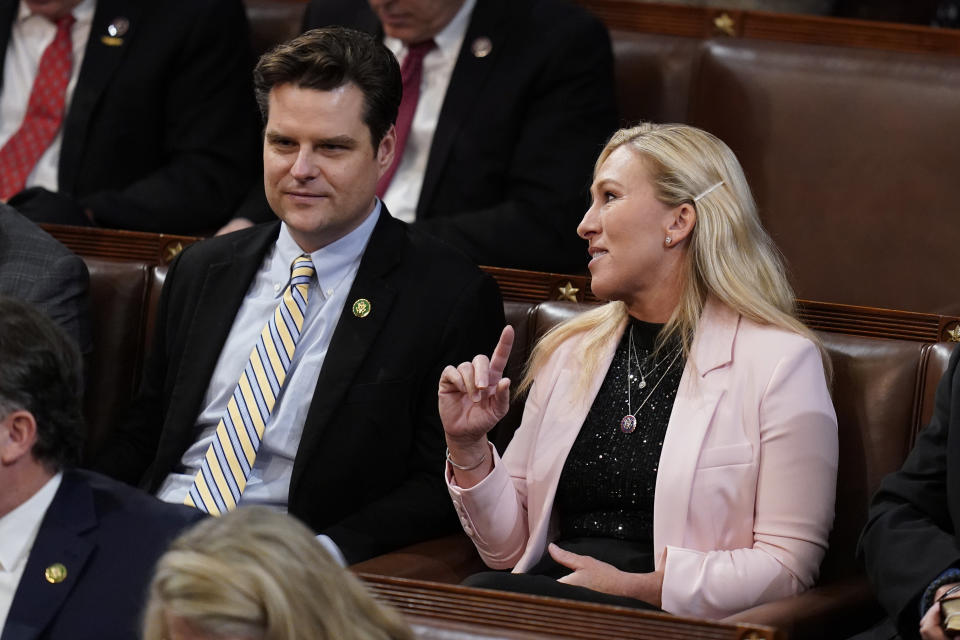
[17,0,96,24]
[0,472,62,573]
[384,0,475,62]
[275,199,381,294]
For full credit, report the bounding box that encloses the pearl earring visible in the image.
[664,236,672,246]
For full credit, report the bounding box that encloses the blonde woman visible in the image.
[142,507,413,640]
[439,123,838,619]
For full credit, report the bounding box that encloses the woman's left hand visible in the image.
[548,543,664,608]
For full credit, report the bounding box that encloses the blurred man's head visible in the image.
[0,296,84,515]
[368,0,466,44]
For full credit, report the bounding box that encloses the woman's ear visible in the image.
[666,203,696,245]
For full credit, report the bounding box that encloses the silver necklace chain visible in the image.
[621,325,682,434]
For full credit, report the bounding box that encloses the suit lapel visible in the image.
[3,472,96,640]
[417,0,508,218]
[516,322,625,571]
[290,213,404,490]
[162,226,279,460]
[58,0,142,192]
[0,1,17,91]
[652,299,740,566]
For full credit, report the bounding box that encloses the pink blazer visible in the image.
[447,299,838,619]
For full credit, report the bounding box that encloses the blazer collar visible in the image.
[2,470,97,640]
[290,210,405,490]
[417,0,508,217]
[59,0,143,193]
[653,297,741,566]
[689,296,740,377]
[155,223,280,480]
[0,2,16,90]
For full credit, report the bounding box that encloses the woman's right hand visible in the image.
[439,325,514,452]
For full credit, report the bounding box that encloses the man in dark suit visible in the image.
[0,0,259,233]
[0,296,201,640]
[0,204,89,353]
[858,349,960,640]
[227,0,616,272]
[95,27,504,564]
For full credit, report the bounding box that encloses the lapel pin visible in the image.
[471,36,492,58]
[107,17,129,37]
[352,298,371,318]
[44,563,67,584]
[101,17,129,46]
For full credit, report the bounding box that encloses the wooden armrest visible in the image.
[350,534,486,584]
[722,576,884,640]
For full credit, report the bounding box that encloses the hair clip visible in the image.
[693,180,724,202]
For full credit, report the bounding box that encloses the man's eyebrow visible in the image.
[317,135,357,147]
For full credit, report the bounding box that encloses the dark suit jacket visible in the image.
[0,205,90,353]
[301,0,618,272]
[858,347,960,640]
[95,211,505,563]
[0,0,260,233]
[1,469,202,640]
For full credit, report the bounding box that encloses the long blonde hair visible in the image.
[142,507,414,640]
[521,123,825,393]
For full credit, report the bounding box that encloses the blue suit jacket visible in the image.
[1,470,202,640]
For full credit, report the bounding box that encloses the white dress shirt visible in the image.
[0,0,96,192]
[156,201,381,508]
[381,0,475,223]
[0,472,62,631]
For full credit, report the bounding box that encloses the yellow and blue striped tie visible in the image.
[185,254,315,515]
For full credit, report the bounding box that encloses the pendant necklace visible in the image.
[620,325,682,434]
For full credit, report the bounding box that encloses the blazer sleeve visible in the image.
[28,249,92,356]
[661,338,838,619]
[446,389,543,569]
[446,338,574,569]
[859,347,960,636]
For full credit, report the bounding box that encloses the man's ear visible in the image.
[376,125,397,177]
[666,202,697,245]
[0,410,38,465]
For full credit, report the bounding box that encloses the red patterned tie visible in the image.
[376,39,436,198]
[0,15,75,200]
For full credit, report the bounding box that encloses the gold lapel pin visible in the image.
[352,298,371,318]
[45,563,67,584]
[471,37,492,58]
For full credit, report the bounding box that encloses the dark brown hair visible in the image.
[0,296,84,470]
[254,26,402,150]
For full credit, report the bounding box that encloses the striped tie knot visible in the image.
[290,254,315,282]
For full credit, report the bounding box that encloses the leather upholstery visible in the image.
[243,0,306,55]
[83,258,151,460]
[610,29,698,125]
[687,39,960,314]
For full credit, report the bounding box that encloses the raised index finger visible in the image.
[488,325,515,380]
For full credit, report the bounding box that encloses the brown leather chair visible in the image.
[243,0,306,55]
[82,258,155,461]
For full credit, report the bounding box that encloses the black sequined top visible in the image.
[555,318,685,543]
